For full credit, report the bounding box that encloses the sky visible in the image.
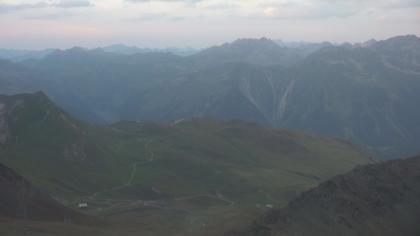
[0,0,419,49]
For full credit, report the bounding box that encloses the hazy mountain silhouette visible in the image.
[0,35,419,159]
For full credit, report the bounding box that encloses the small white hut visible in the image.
[78,203,88,209]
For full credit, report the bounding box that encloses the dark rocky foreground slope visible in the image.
[227,154,420,236]
[0,162,83,222]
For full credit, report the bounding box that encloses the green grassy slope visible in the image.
[0,92,128,198]
[99,118,370,205]
[0,92,372,235]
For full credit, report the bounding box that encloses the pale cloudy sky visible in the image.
[0,0,419,49]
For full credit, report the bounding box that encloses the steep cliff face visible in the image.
[228,154,420,236]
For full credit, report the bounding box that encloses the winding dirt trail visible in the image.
[126,139,155,185]
[83,138,235,218]
[86,139,156,200]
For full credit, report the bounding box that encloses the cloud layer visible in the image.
[0,0,92,12]
[0,0,419,48]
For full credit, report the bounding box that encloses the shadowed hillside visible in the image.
[0,162,83,222]
[227,154,420,236]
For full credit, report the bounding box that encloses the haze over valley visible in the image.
[0,0,420,235]
[1,35,420,159]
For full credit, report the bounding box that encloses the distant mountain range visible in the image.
[0,35,419,159]
[0,49,55,62]
[101,44,200,56]
[0,45,199,62]
[227,154,420,236]
[0,39,332,62]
